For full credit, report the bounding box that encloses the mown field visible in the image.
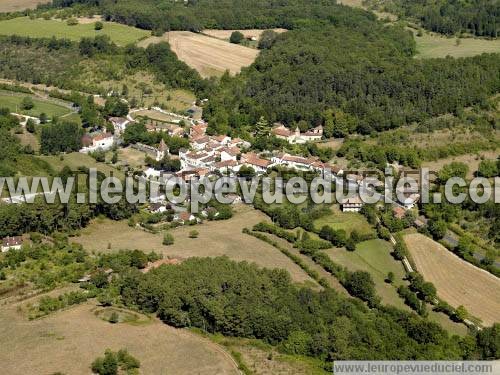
[314,205,375,237]
[0,91,72,117]
[72,206,316,284]
[0,300,238,375]
[139,31,260,77]
[404,233,500,326]
[0,17,149,46]
[415,32,500,59]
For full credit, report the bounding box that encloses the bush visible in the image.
[109,311,119,324]
[94,21,104,30]
[26,119,36,133]
[189,230,199,238]
[66,18,79,26]
[21,96,34,110]
[163,232,174,245]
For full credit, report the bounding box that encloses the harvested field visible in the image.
[404,233,500,326]
[72,206,315,284]
[0,0,49,12]
[201,28,287,41]
[138,31,260,77]
[0,301,238,375]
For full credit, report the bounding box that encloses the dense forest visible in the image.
[366,0,499,37]
[47,0,376,32]
[204,22,500,135]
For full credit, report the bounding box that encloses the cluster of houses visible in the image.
[1,236,23,252]
[272,123,324,144]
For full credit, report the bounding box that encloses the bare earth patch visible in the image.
[138,31,260,77]
[0,0,49,12]
[72,206,314,284]
[404,233,500,326]
[0,301,239,375]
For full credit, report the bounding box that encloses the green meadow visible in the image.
[0,17,150,46]
[0,92,72,117]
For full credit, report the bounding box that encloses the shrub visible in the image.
[230,31,244,44]
[66,18,78,26]
[21,96,34,110]
[109,311,119,324]
[163,232,174,245]
[189,230,199,239]
[94,21,104,30]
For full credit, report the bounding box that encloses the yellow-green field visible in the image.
[415,32,500,59]
[0,17,149,46]
[0,92,72,117]
[314,205,375,236]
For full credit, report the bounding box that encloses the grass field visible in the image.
[39,152,125,179]
[138,31,260,77]
[117,147,147,169]
[422,150,499,178]
[415,32,500,59]
[0,300,238,374]
[0,17,149,46]
[0,0,48,12]
[0,91,72,118]
[72,206,315,284]
[404,233,500,326]
[323,239,408,309]
[314,205,375,237]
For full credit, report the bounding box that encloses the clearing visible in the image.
[415,32,500,59]
[0,0,49,12]
[138,31,260,77]
[0,300,238,375]
[404,233,500,326]
[72,205,315,285]
[0,17,149,46]
[0,91,72,118]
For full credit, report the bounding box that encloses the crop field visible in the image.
[415,32,500,59]
[138,31,260,77]
[0,300,238,375]
[72,206,315,284]
[0,17,149,46]
[404,233,500,326]
[0,0,48,12]
[314,205,375,237]
[0,92,72,117]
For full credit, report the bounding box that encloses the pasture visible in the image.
[422,150,499,179]
[138,31,260,77]
[404,233,500,326]
[0,91,72,117]
[72,206,315,284]
[0,0,48,12]
[0,17,149,46]
[415,32,500,59]
[0,301,238,374]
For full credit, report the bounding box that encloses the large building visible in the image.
[272,124,323,144]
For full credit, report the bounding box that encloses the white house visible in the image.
[241,153,272,174]
[220,147,240,162]
[1,236,23,252]
[109,117,130,134]
[340,196,364,212]
[80,133,115,153]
